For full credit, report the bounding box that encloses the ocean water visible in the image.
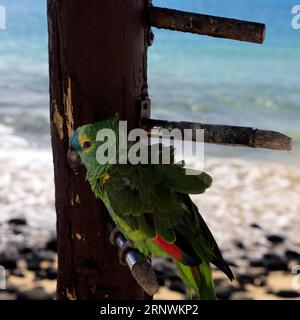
[0,0,299,161]
[0,1,300,244]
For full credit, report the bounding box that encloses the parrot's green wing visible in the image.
[105,163,184,242]
[177,193,234,280]
[155,164,212,194]
[104,158,233,277]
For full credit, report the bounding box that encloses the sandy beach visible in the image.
[1,138,300,300]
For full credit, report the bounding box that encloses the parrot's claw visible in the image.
[109,227,120,246]
[119,240,135,266]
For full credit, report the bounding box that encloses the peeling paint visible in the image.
[71,194,80,206]
[64,77,74,137]
[52,100,64,140]
[75,233,82,240]
[66,288,76,300]
[75,194,80,204]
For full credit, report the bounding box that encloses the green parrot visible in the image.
[68,117,233,299]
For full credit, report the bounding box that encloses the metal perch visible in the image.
[108,221,158,296]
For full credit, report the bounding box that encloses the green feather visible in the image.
[176,262,216,300]
[136,213,157,240]
[156,165,212,194]
[70,119,233,300]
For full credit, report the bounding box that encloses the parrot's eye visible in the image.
[83,141,92,149]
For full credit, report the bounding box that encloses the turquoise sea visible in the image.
[0,0,299,163]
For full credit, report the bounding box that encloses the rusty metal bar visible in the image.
[142,118,292,151]
[149,6,266,44]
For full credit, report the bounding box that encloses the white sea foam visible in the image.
[0,125,55,250]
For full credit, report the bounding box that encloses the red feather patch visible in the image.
[154,235,183,261]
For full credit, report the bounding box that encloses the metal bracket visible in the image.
[146,0,153,8]
[147,29,154,47]
[140,98,151,120]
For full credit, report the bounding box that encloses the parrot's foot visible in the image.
[119,240,135,266]
[109,227,120,246]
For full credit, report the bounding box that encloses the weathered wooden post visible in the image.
[47,0,150,299]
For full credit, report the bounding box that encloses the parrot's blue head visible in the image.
[68,116,119,172]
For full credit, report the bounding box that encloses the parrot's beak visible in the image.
[67,146,82,172]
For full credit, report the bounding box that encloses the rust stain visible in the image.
[64,77,74,137]
[52,100,64,140]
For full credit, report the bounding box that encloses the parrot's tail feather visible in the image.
[176,261,216,300]
[211,257,234,281]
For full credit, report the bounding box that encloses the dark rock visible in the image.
[265,262,289,272]
[266,234,285,244]
[214,278,226,287]
[0,253,18,270]
[45,268,58,280]
[263,253,288,271]
[167,274,182,282]
[35,270,47,281]
[10,269,25,278]
[154,271,166,286]
[7,218,27,226]
[285,249,300,261]
[19,247,33,255]
[17,287,54,300]
[254,276,267,287]
[275,290,300,298]
[263,253,281,260]
[12,229,23,235]
[27,260,41,272]
[238,267,267,284]
[37,250,55,263]
[168,279,186,294]
[26,254,41,271]
[236,268,268,287]
[45,238,57,252]
[236,273,256,285]
[152,260,177,281]
[234,240,245,249]
[216,285,239,300]
[249,259,264,268]
[250,223,262,229]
